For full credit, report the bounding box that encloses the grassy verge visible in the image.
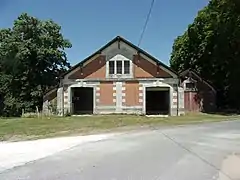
[0,113,239,141]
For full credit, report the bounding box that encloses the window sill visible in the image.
[184,88,197,92]
[107,74,133,79]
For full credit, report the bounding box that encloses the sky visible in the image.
[0,0,209,66]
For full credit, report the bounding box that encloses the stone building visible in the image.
[43,36,185,116]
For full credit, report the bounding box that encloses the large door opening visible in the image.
[145,87,170,115]
[72,87,93,115]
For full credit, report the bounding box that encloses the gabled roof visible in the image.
[180,68,216,93]
[61,36,178,78]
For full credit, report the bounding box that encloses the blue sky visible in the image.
[0,0,209,66]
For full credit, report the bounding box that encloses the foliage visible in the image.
[0,13,71,116]
[170,0,240,110]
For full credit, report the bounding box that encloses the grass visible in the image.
[0,113,239,141]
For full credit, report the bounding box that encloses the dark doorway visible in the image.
[146,87,170,115]
[72,87,93,115]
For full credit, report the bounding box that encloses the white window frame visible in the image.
[106,56,133,79]
[183,78,197,91]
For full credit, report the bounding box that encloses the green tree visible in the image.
[0,13,72,116]
[170,0,240,110]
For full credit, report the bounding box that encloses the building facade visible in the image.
[43,36,185,116]
[180,69,216,113]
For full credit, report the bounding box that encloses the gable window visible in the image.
[106,53,133,78]
[186,82,195,89]
[185,82,197,91]
[124,61,130,74]
[116,61,122,74]
[109,61,115,74]
[108,60,131,76]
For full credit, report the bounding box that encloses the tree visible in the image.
[0,13,72,116]
[170,0,240,110]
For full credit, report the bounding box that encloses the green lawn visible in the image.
[0,113,239,141]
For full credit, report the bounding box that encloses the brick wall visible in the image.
[68,54,173,80]
[122,81,143,106]
[97,82,115,106]
[69,55,106,79]
[133,55,172,78]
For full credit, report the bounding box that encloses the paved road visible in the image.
[1,121,240,180]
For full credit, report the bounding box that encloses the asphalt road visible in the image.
[1,121,240,180]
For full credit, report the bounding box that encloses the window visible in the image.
[116,61,122,74]
[124,61,130,74]
[108,60,131,77]
[185,82,196,90]
[109,61,115,74]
